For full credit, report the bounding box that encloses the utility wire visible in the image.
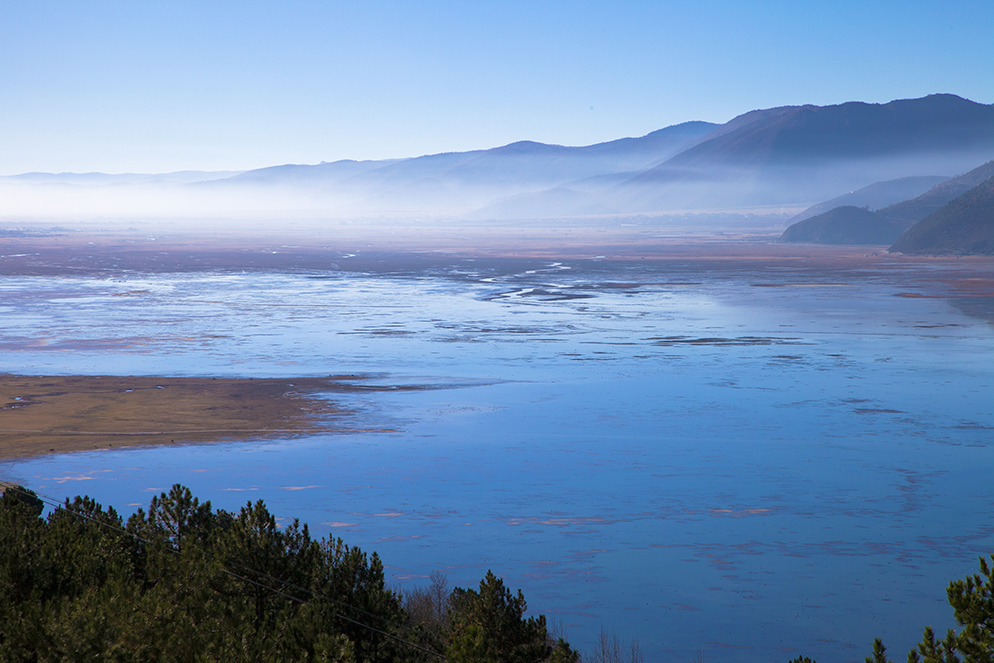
[1,482,446,660]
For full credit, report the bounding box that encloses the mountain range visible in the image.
[203,120,721,213]
[3,94,994,223]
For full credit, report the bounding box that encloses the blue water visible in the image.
[2,255,992,662]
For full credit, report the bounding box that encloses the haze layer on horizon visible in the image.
[4,0,994,175]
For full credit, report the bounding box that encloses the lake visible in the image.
[2,248,992,662]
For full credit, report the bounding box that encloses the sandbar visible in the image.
[0,374,381,460]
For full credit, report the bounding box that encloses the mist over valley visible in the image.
[5,94,993,252]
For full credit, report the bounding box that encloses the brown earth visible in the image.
[0,374,392,460]
[0,227,876,275]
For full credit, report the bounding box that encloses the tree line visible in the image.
[0,483,578,663]
[2,483,991,662]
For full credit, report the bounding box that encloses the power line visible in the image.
[0,482,446,660]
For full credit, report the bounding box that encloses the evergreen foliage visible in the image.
[863,555,994,663]
[0,484,573,663]
[446,570,554,663]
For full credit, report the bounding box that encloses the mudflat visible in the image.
[0,374,370,459]
[0,227,882,275]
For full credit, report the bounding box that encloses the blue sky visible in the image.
[2,0,993,174]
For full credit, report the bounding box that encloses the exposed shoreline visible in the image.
[0,374,396,460]
[3,228,992,278]
[2,232,992,462]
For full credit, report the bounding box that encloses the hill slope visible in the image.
[890,176,994,255]
[652,94,994,170]
[790,175,950,223]
[221,122,718,192]
[780,206,906,245]
[878,160,994,225]
[611,94,994,211]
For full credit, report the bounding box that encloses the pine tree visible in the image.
[872,555,994,663]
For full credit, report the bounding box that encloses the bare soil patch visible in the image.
[0,374,378,459]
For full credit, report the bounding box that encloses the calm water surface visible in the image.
[2,255,992,662]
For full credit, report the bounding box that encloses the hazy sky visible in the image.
[3,0,993,174]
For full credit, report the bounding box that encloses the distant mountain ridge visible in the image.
[664,95,994,167]
[779,161,994,251]
[225,159,402,186]
[789,176,951,223]
[5,95,994,221]
[221,121,718,193]
[608,94,994,211]
[213,94,994,212]
[876,160,994,225]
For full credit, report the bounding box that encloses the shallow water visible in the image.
[2,255,993,662]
